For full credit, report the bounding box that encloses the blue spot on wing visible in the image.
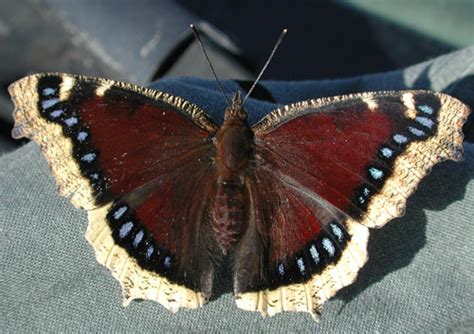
[119,221,134,239]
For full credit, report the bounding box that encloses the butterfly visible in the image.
[9,73,469,321]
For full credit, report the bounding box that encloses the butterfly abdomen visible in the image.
[210,178,249,254]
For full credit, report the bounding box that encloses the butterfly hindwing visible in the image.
[234,166,369,320]
[86,161,220,310]
[10,73,220,311]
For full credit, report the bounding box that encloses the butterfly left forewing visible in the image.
[253,91,469,228]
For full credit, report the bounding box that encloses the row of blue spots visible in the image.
[40,87,83,138]
[364,103,436,201]
[278,223,345,277]
[40,83,106,194]
[40,87,84,134]
[392,103,435,145]
[354,101,436,212]
[111,204,172,270]
[118,220,155,261]
[40,88,61,119]
[279,236,336,277]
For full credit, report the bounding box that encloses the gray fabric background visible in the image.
[1,47,473,332]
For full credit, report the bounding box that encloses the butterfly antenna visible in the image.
[190,24,232,107]
[241,28,288,108]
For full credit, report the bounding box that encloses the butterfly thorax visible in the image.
[211,96,253,254]
[215,114,252,179]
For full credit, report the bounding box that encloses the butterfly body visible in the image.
[9,73,470,321]
[212,93,254,253]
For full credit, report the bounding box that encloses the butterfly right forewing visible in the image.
[10,73,217,210]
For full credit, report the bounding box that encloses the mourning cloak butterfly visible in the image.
[9,73,469,321]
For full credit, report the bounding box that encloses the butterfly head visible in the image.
[224,91,248,122]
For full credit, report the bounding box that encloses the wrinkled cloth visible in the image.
[1,46,473,333]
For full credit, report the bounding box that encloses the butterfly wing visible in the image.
[9,73,220,311]
[234,166,369,320]
[234,91,469,319]
[86,162,220,311]
[253,91,468,228]
[10,73,216,210]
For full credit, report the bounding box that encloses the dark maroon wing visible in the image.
[9,73,220,311]
[234,164,369,320]
[10,73,217,210]
[86,160,220,311]
[234,91,469,319]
